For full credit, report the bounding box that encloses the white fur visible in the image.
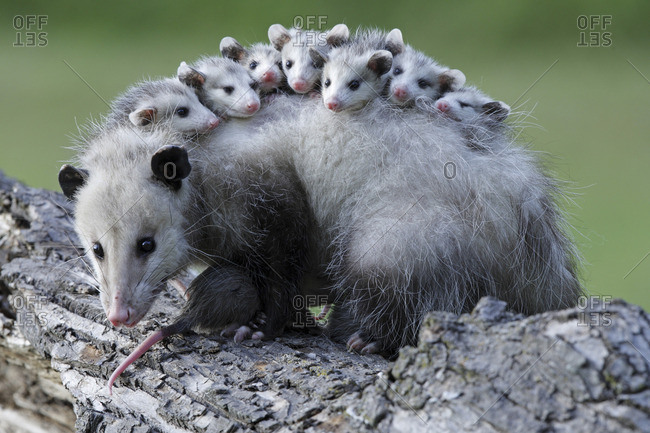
[178,58,260,118]
[220,38,285,94]
[106,78,219,134]
[435,86,511,122]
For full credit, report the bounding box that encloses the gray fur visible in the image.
[220,38,286,95]
[104,78,219,134]
[178,57,261,118]
[68,91,581,356]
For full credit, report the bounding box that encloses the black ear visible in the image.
[309,47,328,69]
[177,62,206,89]
[151,145,191,191]
[59,164,88,200]
[325,24,350,47]
[220,37,246,62]
[438,69,466,93]
[481,101,511,122]
[367,50,393,77]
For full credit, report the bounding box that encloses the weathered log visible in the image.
[1,171,649,432]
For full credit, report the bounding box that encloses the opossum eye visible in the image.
[137,237,156,255]
[285,60,293,70]
[249,61,258,70]
[92,242,104,260]
[176,107,189,117]
[459,101,471,108]
[324,78,331,88]
[348,80,360,91]
[223,86,234,95]
[417,79,431,89]
[311,61,318,69]
[393,67,403,76]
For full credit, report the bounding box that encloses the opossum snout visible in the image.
[435,100,450,113]
[246,101,260,115]
[325,98,341,112]
[107,297,137,327]
[261,71,276,83]
[208,116,220,130]
[393,86,409,101]
[291,79,308,93]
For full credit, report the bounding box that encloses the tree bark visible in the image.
[1,171,648,433]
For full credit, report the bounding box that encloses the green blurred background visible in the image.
[1,1,648,308]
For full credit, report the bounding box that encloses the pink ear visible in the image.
[129,108,157,126]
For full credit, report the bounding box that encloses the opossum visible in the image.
[59,99,314,389]
[310,27,394,112]
[268,23,349,93]
[104,78,220,134]
[434,86,510,123]
[220,37,285,95]
[177,57,260,118]
[384,29,466,106]
[65,88,580,383]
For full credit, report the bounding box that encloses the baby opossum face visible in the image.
[268,24,350,94]
[435,88,511,123]
[269,26,323,93]
[221,38,284,94]
[384,29,466,106]
[315,49,393,112]
[178,60,260,118]
[62,129,193,328]
[129,88,219,134]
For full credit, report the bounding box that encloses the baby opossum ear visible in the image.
[220,37,246,62]
[268,24,291,51]
[481,101,511,122]
[128,108,157,126]
[177,61,206,89]
[367,50,393,77]
[58,164,88,200]
[385,28,405,55]
[151,145,191,191]
[309,48,329,69]
[325,24,350,47]
[438,69,466,93]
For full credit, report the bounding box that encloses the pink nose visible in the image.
[108,300,131,327]
[208,117,220,129]
[292,79,307,92]
[393,87,408,100]
[262,71,276,83]
[436,100,450,112]
[247,101,260,114]
[326,100,340,111]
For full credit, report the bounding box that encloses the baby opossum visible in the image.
[268,23,349,94]
[177,58,260,118]
[434,86,510,123]
[104,78,220,134]
[384,29,466,106]
[220,37,285,95]
[310,28,394,112]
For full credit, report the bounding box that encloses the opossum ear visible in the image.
[58,164,88,200]
[128,108,157,126]
[177,61,205,89]
[385,28,405,55]
[151,145,191,191]
[326,24,349,47]
[268,24,291,51]
[309,48,329,69]
[220,37,246,62]
[438,69,466,93]
[367,50,393,77]
[481,101,511,122]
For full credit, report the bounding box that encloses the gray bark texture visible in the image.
[0,170,649,433]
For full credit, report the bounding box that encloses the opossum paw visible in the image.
[347,332,379,354]
[249,312,267,329]
[220,324,252,342]
[251,331,265,340]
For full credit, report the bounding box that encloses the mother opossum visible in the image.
[60,93,581,358]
